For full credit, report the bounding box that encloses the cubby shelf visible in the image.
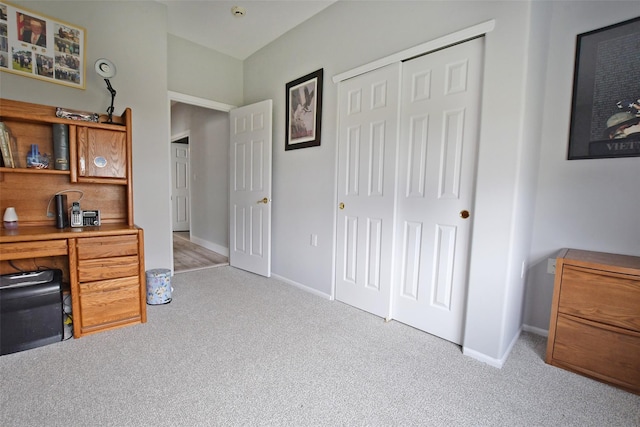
[0,167,70,175]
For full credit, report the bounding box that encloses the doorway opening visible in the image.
[168,91,235,273]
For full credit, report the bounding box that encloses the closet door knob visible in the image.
[459,210,470,219]
[258,197,269,204]
[339,202,345,210]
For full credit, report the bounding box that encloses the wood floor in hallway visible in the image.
[173,232,229,273]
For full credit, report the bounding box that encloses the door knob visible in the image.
[258,197,269,204]
[339,202,345,210]
[459,210,470,219]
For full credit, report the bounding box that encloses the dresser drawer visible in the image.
[78,277,141,329]
[559,264,640,331]
[0,239,67,260]
[78,255,139,282]
[76,235,139,260]
[78,275,140,294]
[551,314,640,393]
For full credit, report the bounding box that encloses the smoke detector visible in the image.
[231,6,246,17]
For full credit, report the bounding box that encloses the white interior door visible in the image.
[335,63,401,318]
[229,100,273,277]
[171,141,190,232]
[392,37,484,344]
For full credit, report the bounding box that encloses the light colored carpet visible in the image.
[1,266,638,426]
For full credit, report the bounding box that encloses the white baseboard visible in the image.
[462,347,504,368]
[462,328,522,369]
[271,273,332,300]
[189,236,229,257]
[268,269,549,370]
[522,324,548,337]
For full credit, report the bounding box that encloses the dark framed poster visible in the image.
[0,1,86,89]
[567,16,640,159]
[285,68,323,151]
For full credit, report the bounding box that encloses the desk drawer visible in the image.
[78,277,141,328]
[0,240,67,260]
[552,314,640,393]
[76,235,139,260]
[78,255,139,282]
[559,265,640,331]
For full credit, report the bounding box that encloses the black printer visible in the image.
[0,269,63,355]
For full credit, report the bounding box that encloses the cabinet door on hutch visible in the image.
[77,127,127,179]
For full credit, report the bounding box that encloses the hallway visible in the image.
[173,232,228,272]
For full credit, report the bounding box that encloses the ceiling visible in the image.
[160,0,338,60]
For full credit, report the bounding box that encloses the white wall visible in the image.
[243,1,536,363]
[170,103,229,252]
[168,35,243,107]
[524,1,640,331]
[499,0,553,351]
[2,0,172,271]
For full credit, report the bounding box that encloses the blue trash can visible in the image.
[146,269,172,305]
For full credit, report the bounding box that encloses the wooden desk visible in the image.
[1,225,146,337]
[1,99,145,338]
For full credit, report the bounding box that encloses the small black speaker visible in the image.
[54,194,68,229]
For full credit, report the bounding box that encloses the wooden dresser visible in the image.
[0,98,146,338]
[545,248,640,394]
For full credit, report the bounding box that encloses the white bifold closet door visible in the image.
[335,63,401,318]
[336,38,483,345]
[392,38,483,344]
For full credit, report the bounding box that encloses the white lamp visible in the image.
[3,207,18,229]
[95,58,117,123]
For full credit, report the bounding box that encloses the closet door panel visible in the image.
[334,38,484,345]
[335,63,401,318]
[393,37,484,344]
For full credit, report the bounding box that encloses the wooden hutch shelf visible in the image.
[0,98,146,338]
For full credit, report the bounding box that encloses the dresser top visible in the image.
[560,248,640,276]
